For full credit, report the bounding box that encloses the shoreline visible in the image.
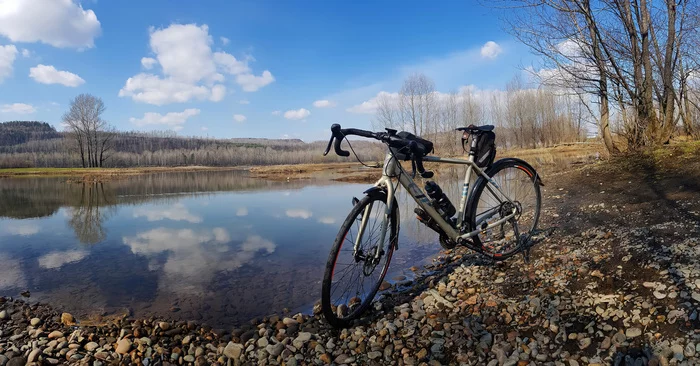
[0,166,246,179]
[2,144,699,365]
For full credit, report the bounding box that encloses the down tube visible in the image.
[397,173,459,239]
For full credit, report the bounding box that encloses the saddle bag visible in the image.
[474,131,496,168]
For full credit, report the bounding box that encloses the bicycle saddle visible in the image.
[456,125,494,133]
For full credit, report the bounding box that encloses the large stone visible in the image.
[48,330,64,339]
[60,313,74,325]
[625,328,642,338]
[295,332,312,343]
[85,342,99,352]
[223,342,244,360]
[115,339,132,354]
[28,349,42,363]
[6,357,26,366]
[267,343,284,357]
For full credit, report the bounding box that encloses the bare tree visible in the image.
[62,94,113,167]
[400,73,436,135]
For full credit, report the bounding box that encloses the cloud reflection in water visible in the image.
[122,228,275,295]
[38,250,89,269]
[133,203,203,223]
[0,254,26,290]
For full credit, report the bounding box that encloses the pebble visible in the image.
[60,313,74,325]
[30,318,41,326]
[115,339,132,354]
[223,342,243,360]
[625,327,642,338]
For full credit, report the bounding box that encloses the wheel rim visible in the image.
[474,166,539,255]
[328,199,393,321]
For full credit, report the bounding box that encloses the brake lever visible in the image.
[323,135,334,156]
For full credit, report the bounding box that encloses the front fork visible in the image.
[353,178,395,263]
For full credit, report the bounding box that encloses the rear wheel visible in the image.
[321,192,397,328]
[468,160,541,260]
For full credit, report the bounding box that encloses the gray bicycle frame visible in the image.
[353,146,517,260]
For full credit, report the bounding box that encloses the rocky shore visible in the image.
[2,154,700,365]
[1,220,698,365]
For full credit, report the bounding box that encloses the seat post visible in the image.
[468,134,480,156]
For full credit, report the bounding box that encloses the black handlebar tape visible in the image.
[323,135,334,156]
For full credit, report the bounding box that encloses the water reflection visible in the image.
[0,161,582,326]
[0,253,25,290]
[67,183,115,245]
[38,250,89,269]
[133,203,203,223]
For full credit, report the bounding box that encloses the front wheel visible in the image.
[321,191,397,328]
[468,159,541,260]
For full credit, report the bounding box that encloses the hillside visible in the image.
[0,121,62,147]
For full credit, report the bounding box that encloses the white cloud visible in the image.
[236,207,248,216]
[346,91,398,114]
[120,23,274,105]
[233,114,247,123]
[29,64,85,87]
[213,52,250,75]
[1,103,36,114]
[236,70,275,92]
[129,108,200,131]
[271,110,281,116]
[210,84,226,102]
[313,100,336,108]
[480,41,502,59]
[239,100,250,105]
[149,24,220,83]
[318,217,336,225]
[0,0,101,49]
[119,74,212,106]
[20,49,30,58]
[38,250,88,269]
[201,126,209,131]
[220,36,230,45]
[133,203,202,223]
[0,44,18,83]
[285,209,312,219]
[284,108,311,120]
[141,57,157,69]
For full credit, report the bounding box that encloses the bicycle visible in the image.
[320,123,543,328]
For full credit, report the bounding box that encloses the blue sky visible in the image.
[0,0,538,141]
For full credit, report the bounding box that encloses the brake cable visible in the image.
[341,135,381,169]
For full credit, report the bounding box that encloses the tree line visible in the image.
[371,73,589,156]
[499,0,700,153]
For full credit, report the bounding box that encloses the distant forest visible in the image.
[0,121,382,168]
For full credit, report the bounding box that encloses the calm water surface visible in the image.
[0,170,449,327]
[0,150,598,327]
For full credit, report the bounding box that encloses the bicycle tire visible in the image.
[321,191,397,328]
[467,159,541,260]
